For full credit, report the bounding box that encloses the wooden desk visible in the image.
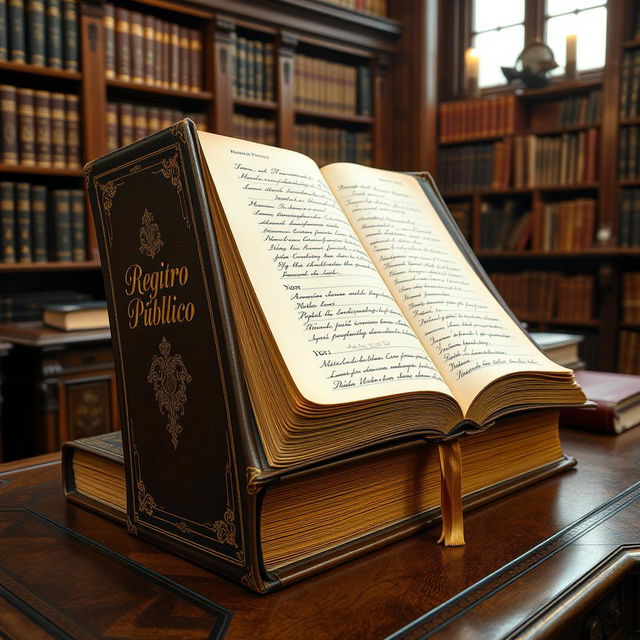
[1,428,640,639]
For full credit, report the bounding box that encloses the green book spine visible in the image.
[357,65,372,116]
[30,183,47,261]
[0,181,15,263]
[0,84,18,164]
[64,93,80,167]
[70,188,85,260]
[15,182,31,263]
[0,0,7,61]
[9,0,25,63]
[61,0,77,71]
[34,89,51,166]
[27,0,45,65]
[50,91,65,167]
[52,188,71,260]
[17,87,36,166]
[45,0,62,68]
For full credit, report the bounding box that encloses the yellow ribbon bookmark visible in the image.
[437,439,465,546]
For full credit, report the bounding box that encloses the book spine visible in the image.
[34,89,51,167]
[161,21,170,89]
[0,181,15,262]
[264,42,274,101]
[30,183,47,261]
[45,0,62,68]
[50,91,66,168]
[133,104,146,141]
[9,0,25,63]
[189,28,201,92]
[154,17,163,87]
[52,188,71,260]
[118,101,133,146]
[17,87,36,166]
[357,65,372,116]
[103,2,116,80]
[129,11,143,84]
[115,7,130,82]
[64,93,80,168]
[70,188,85,260]
[143,13,154,86]
[106,101,118,151]
[15,182,31,262]
[61,0,77,71]
[27,0,45,65]
[0,84,18,164]
[169,23,179,90]
[147,105,160,133]
[0,0,7,61]
[179,26,189,92]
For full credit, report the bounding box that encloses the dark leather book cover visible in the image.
[0,84,18,164]
[102,2,115,80]
[0,181,16,263]
[16,87,36,166]
[115,6,130,82]
[51,188,71,261]
[34,89,52,167]
[0,0,7,61]
[70,188,85,261]
[15,182,31,263]
[8,0,25,63]
[129,10,143,84]
[27,0,45,65]
[30,183,47,261]
[64,93,80,168]
[45,0,62,68]
[50,91,66,168]
[61,0,77,71]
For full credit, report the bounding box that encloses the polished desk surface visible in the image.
[1,428,640,639]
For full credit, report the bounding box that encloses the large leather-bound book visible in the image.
[84,120,585,592]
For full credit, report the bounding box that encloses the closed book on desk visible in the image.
[84,120,585,592]
[560,370,640,434]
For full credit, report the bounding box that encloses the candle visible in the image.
[565,34,577,80]
[465,47,480,98]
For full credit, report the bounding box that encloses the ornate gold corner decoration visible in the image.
[246,466,261,495]
[137,480,157,516]
[147,337,192,449]
[126,516,138,535]
[205,508,237,547]
[170,120,187,145]
[99,179,123,246]
[157,154,182,194]
[139,209,164,258]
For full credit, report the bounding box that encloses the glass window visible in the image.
[545,1,607,75]
[472,0,525,88]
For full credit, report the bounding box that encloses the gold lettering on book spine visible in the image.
[139,209,164,258]
[147,337,192,449]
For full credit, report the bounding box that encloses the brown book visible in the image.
[118,102,133,147]
[50,92,66,168]
[0,85,18,164]
[115,7,131,82]
[70,188,85,260]
[15,181,31,262]
[103,2,116,80]
[188,28,202,92]
[16,88,36,166]
[161,21,170,89]
[64,93,80,168]
[106,102,118,152]
[169,23,179,90]
[84,121,585,592]
[132,104,146,141]
[154,17,164,88]
[34,89,52,167]
[178,26,190,92]
[143,14,155,86]
[129,11,144,84]
[44,300,108,330]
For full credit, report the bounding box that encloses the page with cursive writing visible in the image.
[197,132,453,406]
[321,163,569,416]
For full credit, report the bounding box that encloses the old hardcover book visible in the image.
[70,188,85,260]
[26,0,45,65]
[0,181,15,263]
[15,182,31,262]
[102,2,115,80]
[129,11,143,85]
[50,91,66,168]
[61,0,77,71]
[43,300,108,330]
[85,121,585,592]
[115,7,130,82]
[51,188,71,261]
[64,93,80,168]
[16,88,35,166]
[8,0,25,63]
[0,0,7,61]
[30,183,47,261]
[34,89,52,167]
[45,0,62,68]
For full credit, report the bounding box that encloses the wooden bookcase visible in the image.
[436,0,640,373]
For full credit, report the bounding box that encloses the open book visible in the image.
[196,132,585,469]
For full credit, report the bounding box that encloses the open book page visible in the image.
[197,133,453,405]
[321,163,568,416]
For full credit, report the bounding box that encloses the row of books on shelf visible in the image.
[232,34,275,103]
[619,49,640,120]
[106,103,206,153]
[294,55,372,116]
[0,85,80,168]
[512,130,598,188]
[491,271,594,322]
[623,272,640,324]
[0,289,93,323]
[439,96,517,143]
[618,188,640,247]
[618,126,640,180]
[0,182,85,263]
[619,330,640,374]
[554,90,601,128]
[323,0,387,15]
[293,124,372,166]
[0,0,78,70]
[232,114,276,146]
[438,143,495,192]
[479,201,531,251]
[103,3,203,91]
[540,198,596,252]
[449,201,471,241]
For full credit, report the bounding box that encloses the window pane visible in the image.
[474,0,524,33]
[474,25,525,87]
[546,6,607,75]
[547,0,605,17]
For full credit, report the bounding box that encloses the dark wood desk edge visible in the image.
[0,453,60,476]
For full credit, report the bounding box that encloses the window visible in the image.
[545,0,607,76]
[472,0,525,88]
